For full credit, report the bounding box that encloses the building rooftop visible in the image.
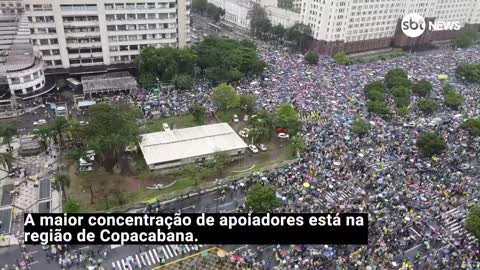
[140,123,248,166]
[81,71,138,93]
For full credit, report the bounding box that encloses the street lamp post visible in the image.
[215,179,220,212]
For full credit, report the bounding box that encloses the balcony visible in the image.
[63,20,99,27]
[64,31,100,38]
[66,42,102,49]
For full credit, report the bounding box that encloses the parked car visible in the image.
[233,114,239,123]
[163,123,170,131]
[278,133,289,139]
[239,130,248,138]
[276,128,287,134]
[403,122,415,128]
[243,115,249,121]
[37,119,47,125]
[248,144,259,153]
[257,144,267,151]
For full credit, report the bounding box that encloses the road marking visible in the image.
[148,250,156,263]
[181,205,195,210]
[27,250,39,255]
[152,248,160,262]
[165,245,173,258]
[29,261,39,265]
[409,227,422,237]
[144,251,151,265]
[135,254,142,268]
[161,246,170,259]
[405,243,423,253]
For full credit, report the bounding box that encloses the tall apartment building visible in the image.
[302,0,480,54]
[23,0,191,70]
[0,0,24,14]
[0,14,46,99]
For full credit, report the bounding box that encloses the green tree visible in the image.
[189,104,206,124]
[225,69,244,82]
[288,136,306,158]
[195,37,265,83]
[248,3,268,37]
[64,199,81,213]
[398,106,410,117]
[53,174,71,200]
[466,205,480,240]
[173,74,194,90]
[212,83,238,111]
[284,23,312,51]
[275,103,301,135]
[0,152,13,171]
[385,68,410,90]
[86,103,139,173]
[463,118,480,136]
[251,110,275,141]
[135,47,197,84]
[305,51,319,65]
[367,100,389,115]
[456,64,480,83]
[417,99,439,114]
[33,124,54,148]
[0,123,17,150]
[206,3,224,22]
[443,84,464,109]
[272,24,286,41]
[192,0,208,14]
[213,153,230,177]
[245,183,281,212]
[453,31,478,48]
[412,79,433,97]
[239,94,257,115]
[54,116,69,148]
[366,90,385,102]
[183,164,203,186]
[416,132,447,157]
[352,119,370,135]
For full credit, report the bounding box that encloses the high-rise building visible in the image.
[22,0,191,70]
[301,0,480,54]
[0,14,46,98]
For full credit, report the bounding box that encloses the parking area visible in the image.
[0,208,12,234]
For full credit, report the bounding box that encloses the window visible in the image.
[35,83,41,89]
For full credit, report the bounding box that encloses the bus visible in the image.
[65,78,82,91]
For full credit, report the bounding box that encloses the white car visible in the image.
[403,122,415,128]
[239,130,248,138]
[79,121,89,126]
[278,133,289,139]
[163,123,170,131]
[248,144,259,153]
[34,119,47,126]
[233,114,239,123]
[243,115,249,121]
[257,144,267,151]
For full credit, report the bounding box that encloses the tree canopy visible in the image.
[135,47,197,85]
[416,132,447,157]
[417,99,439,115]
[443,84,464,109]
[245,183,281,212]
[352,119,370,135]
[466,205,480,240]
[239,94,257,115]
[189,104,206,124]
[173,74,194,90]
[212,84,239,111]
[305,51,319,65]
[385,68,410,90]
[195,37,265,83]
[463,118,480,136]
[85,103,140,173]
[456,64,480,83]
[453,31,479,48]
[275,103,301,135]
[412,79,433,97]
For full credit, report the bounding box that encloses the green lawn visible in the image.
[145,115,201,133]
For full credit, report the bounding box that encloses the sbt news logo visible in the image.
[401,13,461,38]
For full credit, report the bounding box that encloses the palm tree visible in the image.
[54,117,69,149]
[53,174,71,200]
[0,152,14,171]
[0,123,17,150]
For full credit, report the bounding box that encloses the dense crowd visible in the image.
[81,43,480,269]
[231,44,480,269]
[9,41,480,270]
